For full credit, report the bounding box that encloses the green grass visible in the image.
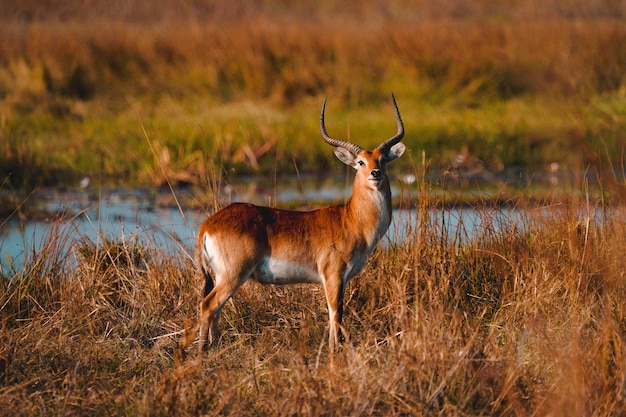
[2,92,624,187]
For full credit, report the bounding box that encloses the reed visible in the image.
[1,4,626,410]
[1,176,626,415]
[1,0,625,193]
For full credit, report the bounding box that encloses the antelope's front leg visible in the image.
[323,275,346,349]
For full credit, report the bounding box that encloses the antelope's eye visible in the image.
[357,160,365,167]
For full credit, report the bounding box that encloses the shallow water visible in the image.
[0,190,198,274]
[0,187,524,275]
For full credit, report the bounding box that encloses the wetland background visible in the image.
[2,1,626,415]
[1,0,626,202]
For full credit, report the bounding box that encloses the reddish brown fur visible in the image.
[183,97,405,353]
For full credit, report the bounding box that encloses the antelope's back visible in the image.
[197,202,341,250]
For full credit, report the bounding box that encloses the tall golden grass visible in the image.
[2,181,626,415]
[2,4,626,412]
[2,3,624,102]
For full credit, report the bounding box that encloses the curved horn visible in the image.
[377,93,405,152]
[320,98,363,155]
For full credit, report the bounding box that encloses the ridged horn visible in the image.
[377,93,405,152]
[320,98,363,156]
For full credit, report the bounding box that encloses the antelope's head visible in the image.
[320,94,406,191]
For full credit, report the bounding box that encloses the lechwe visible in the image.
[185,94,405,353]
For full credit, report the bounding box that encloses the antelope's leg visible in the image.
[198,275,245,352]
[323,274,346,350]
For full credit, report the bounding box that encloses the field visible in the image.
[2,183,626,415]
[0,0,625,196]
[2,1,626,415]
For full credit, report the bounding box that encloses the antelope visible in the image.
[190,94,405,352]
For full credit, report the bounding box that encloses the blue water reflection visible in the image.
[1,189,523,274]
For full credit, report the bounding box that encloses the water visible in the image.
[0,190,200,274]
[0,187,524,275]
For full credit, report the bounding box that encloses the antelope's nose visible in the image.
[371,169,383,180]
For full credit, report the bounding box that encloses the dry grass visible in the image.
[2,2,625,102]
[2,185,626,415]
[2,2,626,414]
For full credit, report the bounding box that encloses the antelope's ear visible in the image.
[383,142,406,163]
[334,147,358,168]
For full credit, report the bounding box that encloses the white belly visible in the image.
[253,257,322,285]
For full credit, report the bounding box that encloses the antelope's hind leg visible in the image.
[177,261,213,358]
[198,274,244,352]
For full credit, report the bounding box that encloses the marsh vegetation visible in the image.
[2,184,626,415]
[1,0,625,196]
[2,1,626,415]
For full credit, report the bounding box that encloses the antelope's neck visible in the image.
[346,180,393,247]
